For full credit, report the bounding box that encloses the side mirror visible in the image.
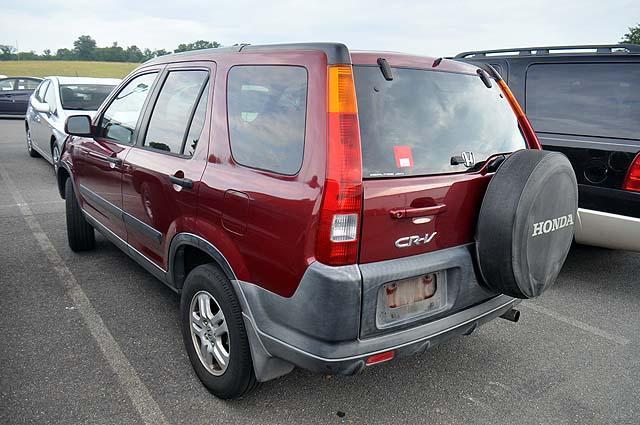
[65,115,93,137]
[33,101,50,114]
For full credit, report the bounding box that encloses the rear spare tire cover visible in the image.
[476,149,578,299]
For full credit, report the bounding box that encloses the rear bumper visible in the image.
[233,245,518,381]
[575,208,640,252]
[246,294,518,377]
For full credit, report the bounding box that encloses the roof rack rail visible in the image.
[455,44,640,58]
[142,42,352,65]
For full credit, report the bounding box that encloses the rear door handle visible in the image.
[170,175,193,189]
[390,204,447,219]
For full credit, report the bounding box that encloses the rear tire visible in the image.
[26,127,39,158]
[180,264,259,399]
[65,178,95,252]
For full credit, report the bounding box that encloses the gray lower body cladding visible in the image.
[234,244,518,381]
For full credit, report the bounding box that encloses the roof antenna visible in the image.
[377,58,393,81]
[432,57,443,67]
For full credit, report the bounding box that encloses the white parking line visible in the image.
[0,200,64,208]
[522,302,630,346]
[0,165,169,425]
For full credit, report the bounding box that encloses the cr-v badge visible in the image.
[395,233,437,248]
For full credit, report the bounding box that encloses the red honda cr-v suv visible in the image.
[57,43,578,399]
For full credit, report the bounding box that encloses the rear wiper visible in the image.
[377,58,393,81]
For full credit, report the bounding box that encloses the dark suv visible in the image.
[456,44,640,252]
[57,43,578,399]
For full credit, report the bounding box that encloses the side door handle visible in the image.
[389,204,447,219]
[105,156,123,166]
[87,151,122,166]
[170,175,193,189]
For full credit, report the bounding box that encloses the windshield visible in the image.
[59,84,115,111]
[353,66,526,178]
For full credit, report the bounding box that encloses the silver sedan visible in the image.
[25,76,119,172]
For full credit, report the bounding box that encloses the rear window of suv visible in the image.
[354,66,526,178]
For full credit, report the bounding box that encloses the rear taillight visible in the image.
[315,65,363,266]
[496,79,542,150]
[623,153,640,192]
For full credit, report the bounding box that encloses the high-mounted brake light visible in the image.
[315,65,363,266]
[623,153,640,192]
[496,79,542,150]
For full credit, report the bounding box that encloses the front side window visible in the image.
[98,73,157,144]
[227,65,308,175]
[144,70,209,155]
[59,84,115,111]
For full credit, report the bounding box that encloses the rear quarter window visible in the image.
[525,63,640,140]
[227,65,308,175]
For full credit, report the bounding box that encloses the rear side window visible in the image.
[183,81,210,157]
[354,66,526,178]
[144,70,209,155]
[59,84,115,111]
[16,79,40,90]
[227,66,307,175]
[526,63,640,140]
[0,79,14,91]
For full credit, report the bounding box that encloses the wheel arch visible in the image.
[168,233,237,290]
[168,233,295,383]
[56,162,72,199]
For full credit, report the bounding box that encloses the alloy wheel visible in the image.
[189,290,230,376]
[27,129,33,152]
[53,146,60,173]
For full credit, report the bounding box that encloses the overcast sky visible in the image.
[2,0,638,57]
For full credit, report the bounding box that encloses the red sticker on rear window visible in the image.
[393,146,414,168]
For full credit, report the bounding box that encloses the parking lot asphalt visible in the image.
[0,118,639,425]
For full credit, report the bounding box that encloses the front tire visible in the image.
[26,127,39,158]
[180,264,258,399]
[65,178,95,251]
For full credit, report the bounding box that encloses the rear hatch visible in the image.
[353,59,528,263]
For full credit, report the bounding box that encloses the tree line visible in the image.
[2,24,638,63]
[0,35,223,62]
